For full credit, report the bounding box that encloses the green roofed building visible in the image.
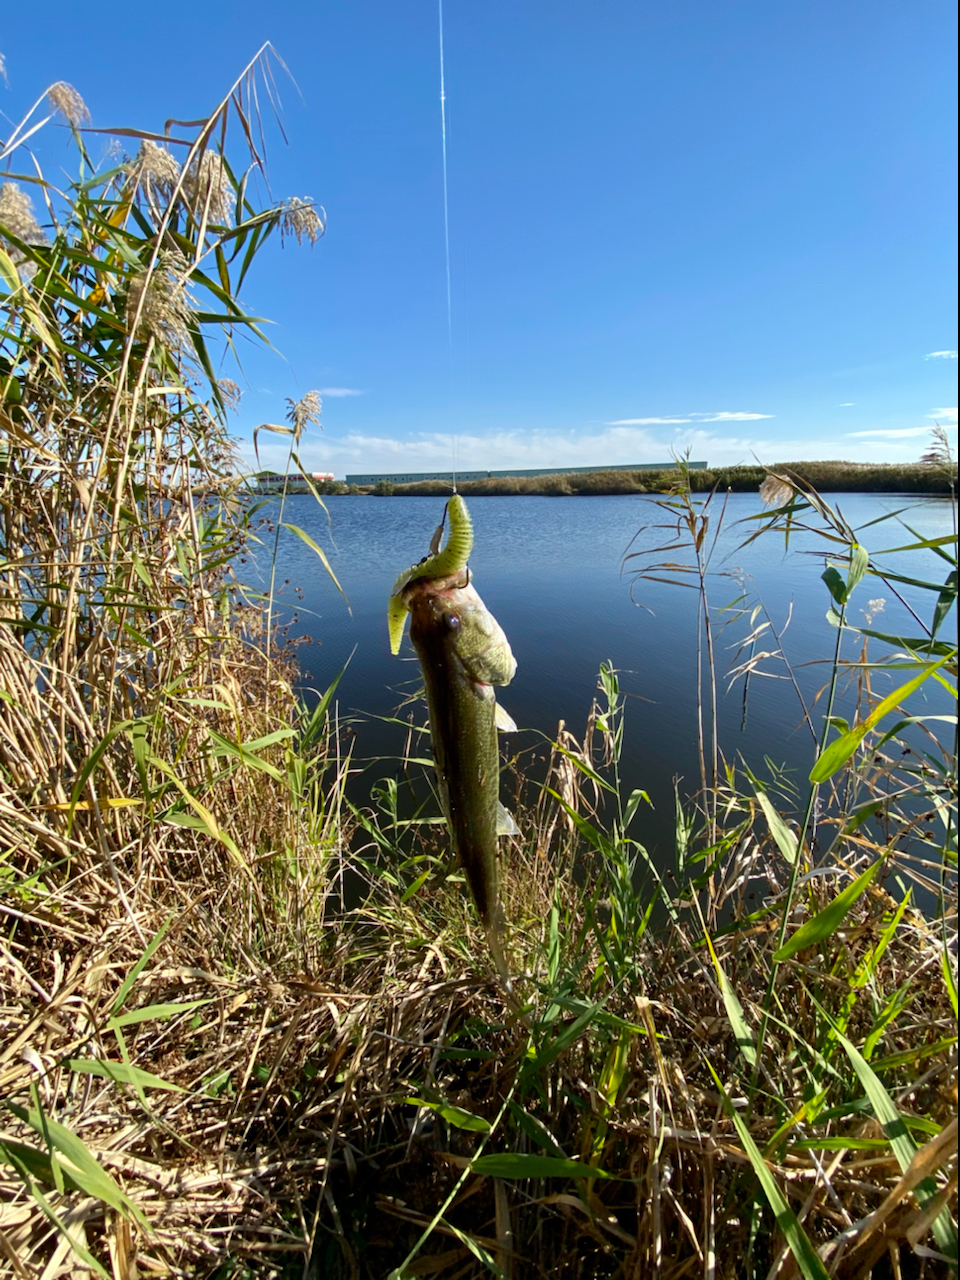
[344,461,707,486]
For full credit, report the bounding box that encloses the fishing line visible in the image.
[438,0,453,350]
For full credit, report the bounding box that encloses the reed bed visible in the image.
[2,62,957,1280]
[378,461,953,498]
[1,696,955,1277]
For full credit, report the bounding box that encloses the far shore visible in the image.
[305,460,954,498]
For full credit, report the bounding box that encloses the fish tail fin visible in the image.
[486,922,514,996]
[484,910,529,1023]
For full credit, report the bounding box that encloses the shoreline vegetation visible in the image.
[2,64,957,1279]
[286,460,956,498]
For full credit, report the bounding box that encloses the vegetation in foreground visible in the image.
[1,63,957,1279]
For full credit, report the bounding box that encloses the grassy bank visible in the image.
[365,460,954,498]
[2,67,957,1279]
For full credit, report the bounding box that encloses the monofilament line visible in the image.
[438,0,453,349]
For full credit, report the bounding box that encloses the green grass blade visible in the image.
[107,998,211,1030]
[933,568,958,637]
[754,786,798,864]
[66,1059,184,1091]
[281,522,349,609]
[111,915,173,1016]
[6,1102,149,1229]
[810,652,954,782]
[832,1026,959,1263]
[704,933,757,1068]
[704,1067,830,1280]
[506,1101,566,1156]
[207,728,286,781]
[471,1154,610,1180]
[773,861,880,961]
[66,721,132,833]
[2,1149,111,1278]
[942,944,959,1019]
[406,1099,491,1133]
[523,1001,601,1076]
[846,542,869,596]
[298,653,352,754]
[438,1219,505,1277]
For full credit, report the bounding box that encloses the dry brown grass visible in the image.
[2,753,955,1277]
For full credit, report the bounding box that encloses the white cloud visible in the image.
[924,350,957,360]
[927,407,958,424]
[848,427,933,439]
[839,402,855,407]
[244,421,791,479]
[700,410,774,422]
[608,416,692,425]
[607,410,773,426]
[239,413,953,478]
[318,386,363,397]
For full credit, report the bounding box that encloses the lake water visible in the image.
[240,491,956,862]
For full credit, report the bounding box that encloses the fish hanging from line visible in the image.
[388,494,519,991]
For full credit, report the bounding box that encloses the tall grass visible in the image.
[1,64,957,1280]
[0,54,347,1273]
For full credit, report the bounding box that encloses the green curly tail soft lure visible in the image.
[387,494,474,654]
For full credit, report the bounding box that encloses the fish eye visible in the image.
[443,612,461,632]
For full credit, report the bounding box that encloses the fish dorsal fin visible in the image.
[494,702,517,733]
[388,495,474,654]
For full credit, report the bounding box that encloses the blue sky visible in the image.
[2,2,957,476]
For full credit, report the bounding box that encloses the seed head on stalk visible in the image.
[281,197,326,246]
[46,81,90,128]
[218,379,242,412]
[286,390,322,441]
[184,151,233,225]
[124,249,196,350]
[126,140,182,208]
[759,474,795,509]
[0,181,48,280]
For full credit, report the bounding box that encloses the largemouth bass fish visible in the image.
[388,496,518,958]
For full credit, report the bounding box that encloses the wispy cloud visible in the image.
[848,427,933,439]
[701,410,773,422]
[607,409,773,426]
[608,416,692,426]
[245,420,795,478]
[924,350,957,360]
[240,413,952,478]
[927,407,958,423]
[318,386,363,397]
[839,402,855,407]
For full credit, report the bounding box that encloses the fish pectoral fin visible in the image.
[496,800,520,837]
[494,701,518,734]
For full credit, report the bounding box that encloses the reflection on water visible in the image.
[239,492,955,863]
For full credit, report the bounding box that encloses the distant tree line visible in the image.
[365,460,954,497]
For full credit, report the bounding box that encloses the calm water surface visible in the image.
[241,492,955,861]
